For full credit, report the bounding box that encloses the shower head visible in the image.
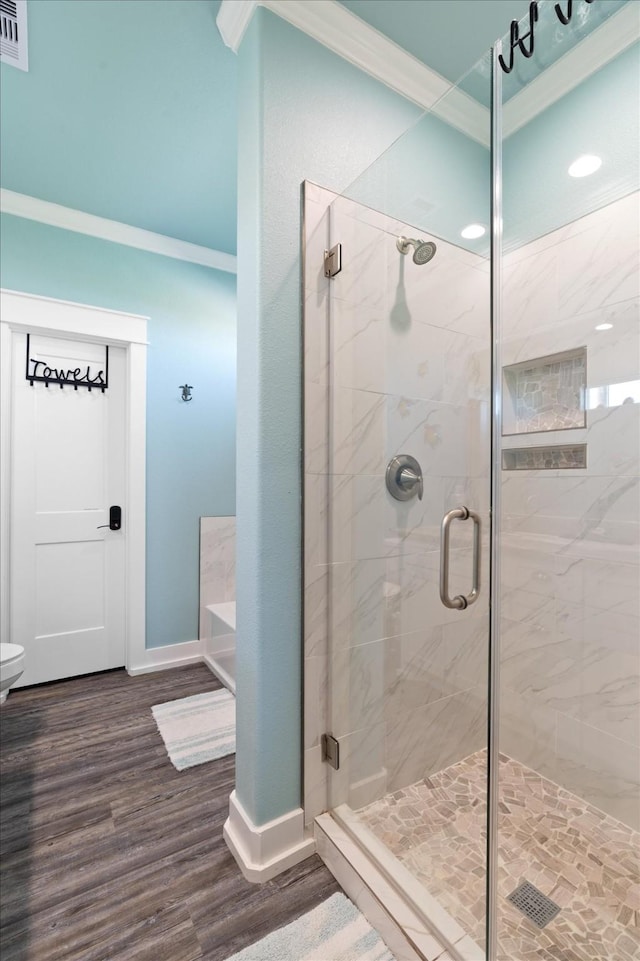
[413,240,437,265]
[396,236,437,265]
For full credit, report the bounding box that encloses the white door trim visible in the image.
[0,288,148,674]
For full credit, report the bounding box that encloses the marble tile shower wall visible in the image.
[500,191,640,829]
[303,183,492,824]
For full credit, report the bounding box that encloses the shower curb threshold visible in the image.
[315,812,483,961]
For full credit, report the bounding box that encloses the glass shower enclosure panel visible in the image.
[496,3,640,958]
[324,59,494,954]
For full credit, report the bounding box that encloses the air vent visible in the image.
[0,0,28,72]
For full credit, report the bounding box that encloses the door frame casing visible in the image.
[0,288,148,672]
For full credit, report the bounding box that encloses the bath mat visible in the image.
[225,892,395,961]
[151,688,235,771]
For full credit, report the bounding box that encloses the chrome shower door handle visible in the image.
[439,506,481,610]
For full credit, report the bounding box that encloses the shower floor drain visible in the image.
[506,881,561,928]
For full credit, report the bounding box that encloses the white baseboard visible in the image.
[223,789,316,883]
[127,639,204,675]
[202,652,236,694]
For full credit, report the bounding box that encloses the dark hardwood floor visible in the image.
[0,664,340,961]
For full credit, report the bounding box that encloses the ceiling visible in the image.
[338,0,531,87]
[0,0,237,254]
[0,1,635,258]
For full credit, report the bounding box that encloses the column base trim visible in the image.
[223,789,316,883]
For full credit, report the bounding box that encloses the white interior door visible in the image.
[9,331,127,686]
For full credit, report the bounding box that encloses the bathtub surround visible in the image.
[151,688,236,771]
[203,602,237,694]
[199,517,236,627]
[500,191,640,830]
[199,516,237,691]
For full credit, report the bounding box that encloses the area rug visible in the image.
[226,892,395,961]
[151,688,235,771]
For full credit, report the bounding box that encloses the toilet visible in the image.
[0,644,25,703]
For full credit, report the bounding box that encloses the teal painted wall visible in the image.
[0,213,237,649]
[346,107,490,252]
[504,42,640,250]
[235,8,421,827]
[342,40,640,257]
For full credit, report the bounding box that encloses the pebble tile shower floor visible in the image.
[358,750,639,961]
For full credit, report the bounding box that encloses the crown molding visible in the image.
[217,0,489,146]
[217,0,258,52]
[267,0,489,145]
[219,0,639,149]
[504,1,640,139]
[0,190,237,273]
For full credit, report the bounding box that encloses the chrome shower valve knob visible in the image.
[386,454,424,501]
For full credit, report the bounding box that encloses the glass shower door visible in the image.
[309,8,639,958]
[495,4,640,959]
[323,63,494,952]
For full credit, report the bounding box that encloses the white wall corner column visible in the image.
[224,790,315,883]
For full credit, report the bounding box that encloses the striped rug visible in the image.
[151,688,235,771]
[226,892,395,961]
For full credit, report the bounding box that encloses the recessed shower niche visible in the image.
[502,347,586,436]
[501,444,587,471]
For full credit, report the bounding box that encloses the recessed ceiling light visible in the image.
[461,223,486,239]
[595,323,613,331]
[568,154,602,178]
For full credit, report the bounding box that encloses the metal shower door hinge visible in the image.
[321,733,340,769]
[324,243,342,278]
